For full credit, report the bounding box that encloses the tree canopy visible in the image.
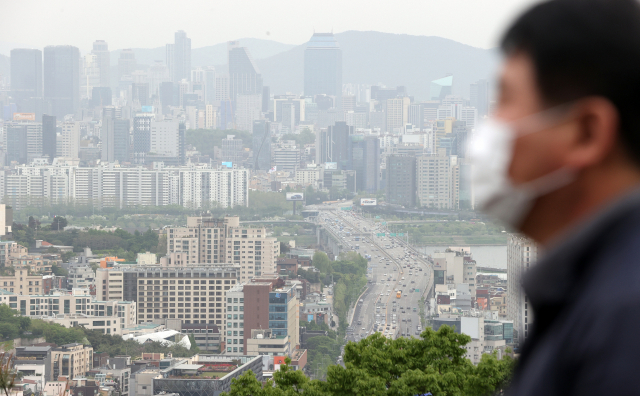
[222,326,514,396]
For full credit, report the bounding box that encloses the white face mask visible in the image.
[469,115,576,229]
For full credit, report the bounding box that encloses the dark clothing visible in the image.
[510,188,640,395]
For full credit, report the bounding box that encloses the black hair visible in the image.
[501,0,640,162]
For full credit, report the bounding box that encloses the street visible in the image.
[310,203,434,344]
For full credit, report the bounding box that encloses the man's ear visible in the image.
[565,97,619,169]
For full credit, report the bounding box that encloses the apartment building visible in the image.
[96,265,240,342]
[416,148,459,209]
[2,162,249,210]
[51,343,93,381]
[0,270,46,295]
[507,234,538,345]
[9,254,62,275]
[166,216,279,282]
[2,289,136,328]
[0,241,28,267]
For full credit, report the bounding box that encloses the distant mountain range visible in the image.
[0,32,498,101]
[257,31,498,100]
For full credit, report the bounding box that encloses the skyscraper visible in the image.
[117,49,136,82]
[170,31,191,82]
[252,120,271,170]
[386,155,416,207]
[304,33,342,108]
[349,134,380,193]
[43,46,80,118]
[430,75,453,101]
[42,114,57,162]
[6,125,28,164]
[133,113,154,163]
[470,79,489,118]
[262,86,270,112]
[507,234,538,345]
[228,41,263,101]
[91,40,110,88]
[10,49,42,112]
[60,122,80,159]
[386,97,410,133]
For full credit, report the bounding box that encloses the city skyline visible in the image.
[2,0,537,54]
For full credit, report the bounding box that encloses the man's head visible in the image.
[495,0,640,243]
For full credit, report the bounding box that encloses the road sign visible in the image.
[389,233,396,237]
[397,233,404,236]
[375,216,381,219]
[341,206,352,211]
[381,222,387,225]
[377,233,385,237]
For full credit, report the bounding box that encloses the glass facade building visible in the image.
[304,33,342,108]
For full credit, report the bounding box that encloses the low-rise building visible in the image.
[14,346,51,388]
[51,343,94,381]
[153,355,263,396]
[0,270,46,295]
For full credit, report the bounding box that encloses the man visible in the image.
[469,0,640,394]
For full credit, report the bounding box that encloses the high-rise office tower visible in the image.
[328,121,352,168]
[221,135,244,165]
[204,66,216,103]
[235,94,261,132]
[91,40,110,88]
[42,115,57,162]
[470,79,490,118]
[117,49,136,81]
[386,97,411,133]
[10,49,42,112]
[6,125,28,164]
[430,75,453,101]
[228,41,263,101]
[349,135,380,193]
[102,110,130,163]
[386,155,416,207]
[131,83,149,106]
[133,113,154,163]
[60,122,80,159]
[252,120,271,170]
[170,31,191,82]
[44,46,80,118]
[507,234,538,345]
[304,33,342,108]
[215,75,230,102]
[262,86,270,112]
[91,87,112,108]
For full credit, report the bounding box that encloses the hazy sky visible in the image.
[1,0,537,54]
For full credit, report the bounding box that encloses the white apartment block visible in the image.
[416,149,460,209]
[3,163,249,210]
[167,216,279,283]
[0,289,137,334]
[507,234,538,346]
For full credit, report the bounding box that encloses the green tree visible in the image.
[312,252,331,274]
[222,326,514,396]
[51,217,68,231]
